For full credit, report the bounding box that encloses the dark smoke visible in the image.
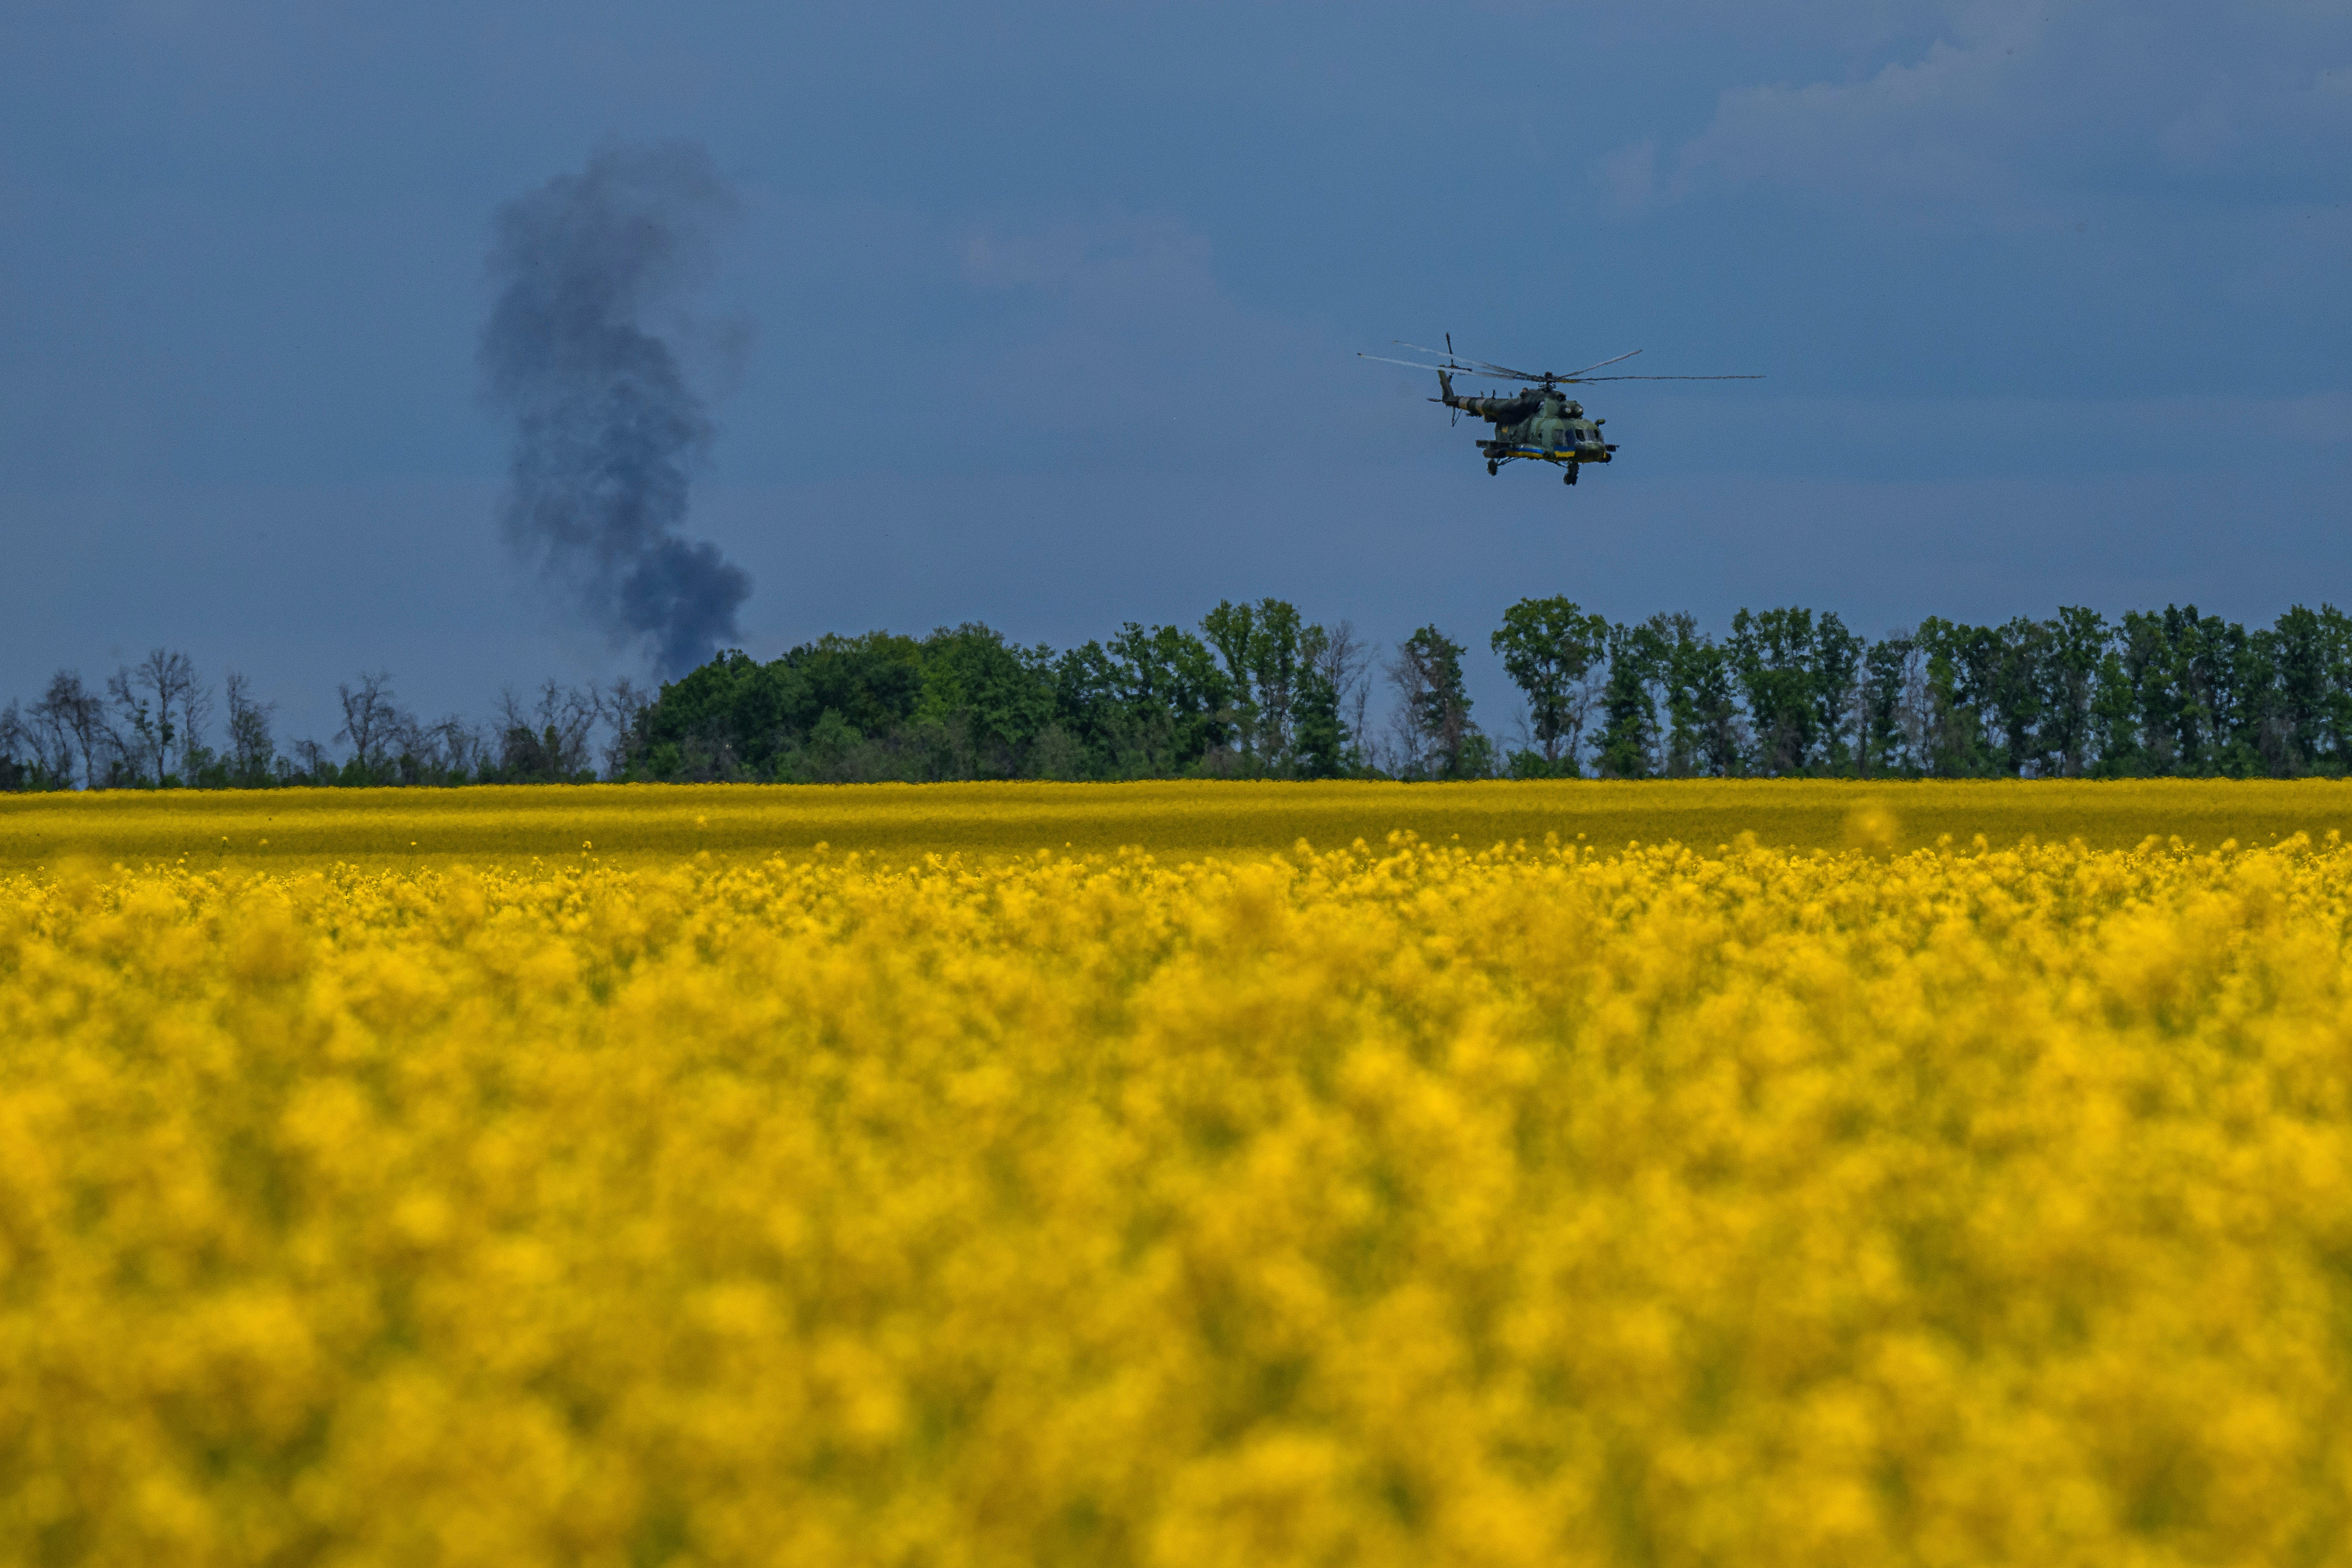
[481,142,752,678]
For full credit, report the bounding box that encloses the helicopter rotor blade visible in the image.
[1566,374,1765,382]
[1391,339,1546,381]
[1556,349,1644,378]
[1359,352,1466,373]
[1454,356,1544,380]
[1369,351,1761,387]
[1359,352,1540,382]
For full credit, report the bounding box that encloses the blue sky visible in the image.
[3,0,2347,741]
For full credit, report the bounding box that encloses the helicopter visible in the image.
[1361,336,1760,484]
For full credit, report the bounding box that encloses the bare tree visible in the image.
[224,671,276,784]
[387,710,489,782]
[106,669,161,784]
[600,677,654,778]
[2,696,77,787]
[446,717,494,778]
[336,671,401,775]
[29,679,73,784]
[1306,618,1374,759]
[36,671,114,788]
[124,648,200,783]
[1567,662,1609,774]
[496,680,599,781]
[180,672,215,780]
[0,700,30,790]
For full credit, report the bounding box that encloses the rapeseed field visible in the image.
[6,785,2352,1565]
[8,776,2352,868]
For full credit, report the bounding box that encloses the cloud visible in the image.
[1594,0,2352,222]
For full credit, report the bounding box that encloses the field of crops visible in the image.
[8,783,2352,1565]
[10,777,2352,868]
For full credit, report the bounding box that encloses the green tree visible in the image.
[1200,599,1264,759]
[1811,612,1863,773]
[1594,621,1668,778]
[1247,599,1304,765]
[1914,618,2001,776]
[2088,646,2141,776]
[630,648,787,780]
[916,624,1059,778]
[2180,606,2246,772]
[1200,597,1307,770]
[1390,625,1485,780]
[1729,607,1830,773]
[2316,607,2352,770]
[1986,616,2051,776]
[1055,623,1230,777]
[1490,597,1609,773]
[2265,604,2352,775]
[1658,620,1743,777]
[1291,620,1362,779]
[2039,607,2108,777]
[787,632,927,739]
[1860,633,1915,777]
[2110,605,2252,776]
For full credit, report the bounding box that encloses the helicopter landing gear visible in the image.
[1487,460,1498,476]
[1564,464,1578,486]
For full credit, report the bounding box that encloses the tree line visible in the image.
[0,656,634,792]
[1490,601,2352,782]
[10,599,2352,790]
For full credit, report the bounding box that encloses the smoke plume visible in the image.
[481,142,752,677]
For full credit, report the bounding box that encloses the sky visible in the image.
[2,0,2347,744]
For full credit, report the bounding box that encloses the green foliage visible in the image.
[1056,622,1231,778]
[1655,614,1742,779]
[1594,621,1666,779]
[1860,633,1913,778]
[627,628,1059,783]
[1392,625,1486,780]
[1489,597,2352,782]
[1490,597,1609,769]
[616,605,1368,785]
[1202,597,1310,769]
[28,597,2352,793]
[1728,607,1859,775]
[1289,619,1360,780]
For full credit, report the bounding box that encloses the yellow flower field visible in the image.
[8,776,2352,869]
[6,785,2352,1566]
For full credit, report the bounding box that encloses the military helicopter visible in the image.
[1361,336,1760,484]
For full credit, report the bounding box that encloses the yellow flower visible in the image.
[4,787,2352,1564]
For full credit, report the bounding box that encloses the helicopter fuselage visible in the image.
[1437,370,1616,478]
